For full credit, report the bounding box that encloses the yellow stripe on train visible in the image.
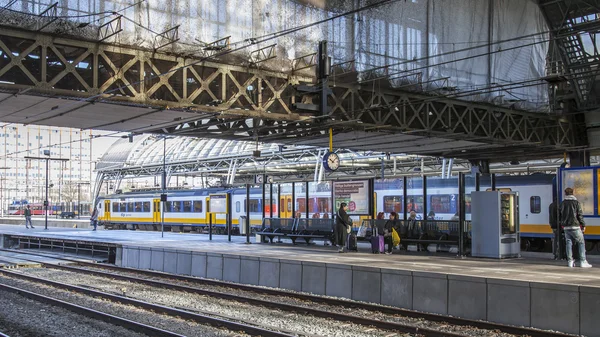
[100,216,262,225]
[520,224,600,235]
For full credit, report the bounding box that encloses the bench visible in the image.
[398,220,472,249]
[255,218,297,243]
[60,211,76,219]
[287,218,334,245]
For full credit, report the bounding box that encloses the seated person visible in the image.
[383,212,398,254]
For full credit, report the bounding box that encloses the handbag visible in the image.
[392,228,400,246]
[347,217,353,234]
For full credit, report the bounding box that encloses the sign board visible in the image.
[333,180,370,215]
[209,194,228,214]
[560,168,595,215]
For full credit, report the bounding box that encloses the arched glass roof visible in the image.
[96,136,284,170]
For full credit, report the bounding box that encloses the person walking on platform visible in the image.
[90,207,99,231]
[560,188,592,268]
[24,205,34,229]
[335,203,350,253]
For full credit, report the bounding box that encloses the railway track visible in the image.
[0,282,186,337]
[0,248,578,337]
[0,268,292,337]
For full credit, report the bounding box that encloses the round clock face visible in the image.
[324,152,340,171]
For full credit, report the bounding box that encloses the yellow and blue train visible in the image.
[95,174,600,251]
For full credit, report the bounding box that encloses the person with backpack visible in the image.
[560,188,591,268]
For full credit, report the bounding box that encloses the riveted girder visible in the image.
[0,26,581,161]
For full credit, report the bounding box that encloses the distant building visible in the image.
[0,124,94,214]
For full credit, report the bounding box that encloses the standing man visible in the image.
[560,188,592,268]
[335,203,350,253]
[90,206,99,231]
[24,205,34,229]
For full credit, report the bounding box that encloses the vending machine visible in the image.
[471,191,520,258]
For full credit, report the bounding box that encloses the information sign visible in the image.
[333,180,370,215]
[210,194,228,214]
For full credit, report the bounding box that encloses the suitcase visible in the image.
[347,233,358,251]
[371,235,384,254]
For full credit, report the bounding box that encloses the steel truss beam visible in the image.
[0,26,580,160]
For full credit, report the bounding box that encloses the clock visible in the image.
[322,151,340,171]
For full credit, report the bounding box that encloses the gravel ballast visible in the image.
[0,272,248,337]
[0,288,149,337]
[15,266,527,337]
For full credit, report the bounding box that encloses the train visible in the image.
[7,202,92,216]
[95,173,599,252]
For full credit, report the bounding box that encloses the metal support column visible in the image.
[277,183,281,218]
[475,173,480,192]
[369,178,375,219]
[458,172,466,257]
[291,183,296,218]
[491,174,496,191]
[423,176,428,221]
[246,184,251,244]
[227,192,232,242]
[269,183,273,218]
[262,181,266,220]
[403,176,408,220]
[305,181,310,219]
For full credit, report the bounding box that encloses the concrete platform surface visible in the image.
[1,224,598,286]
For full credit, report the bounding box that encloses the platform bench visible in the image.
[255,218,297,243]
[288,218,334,245]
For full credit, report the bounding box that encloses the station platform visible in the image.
[0,224,598,336]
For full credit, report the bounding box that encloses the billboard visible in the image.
[333,180,370,215]
[209,194,228,214]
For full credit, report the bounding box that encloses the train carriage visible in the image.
[95,174,598,251]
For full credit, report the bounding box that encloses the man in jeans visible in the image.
[560,187,592,268]
[24,205,34,229]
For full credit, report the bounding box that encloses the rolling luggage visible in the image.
[347,233,358,251]
[371,235,384,254]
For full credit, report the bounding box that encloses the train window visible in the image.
[173,201,182,212]
[127,202,134,212]
[406,196,423,213]
[112,202,118,212]
[183,201,192,212]
[297,198,306,213]
[133,202,142,212]
[383,196,403,213]
[236,201,240,213]
[120,202,126,212]
[530,196,541,214]
[142,202,150,212]
[165,201,173,212]
[193,200,202,212]
[465,195,472,213]
[247,199,260,213]
[430,195,451,213]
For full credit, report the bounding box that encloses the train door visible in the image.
[205,197,211,224]
[152,199,161,223]
[104,200,111,221]
[280,195,292,218]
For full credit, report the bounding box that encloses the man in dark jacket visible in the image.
[24,205,34,229]
[335,203,350,253]
[560,188,592,268]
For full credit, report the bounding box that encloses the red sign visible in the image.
[348,201,356,212]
